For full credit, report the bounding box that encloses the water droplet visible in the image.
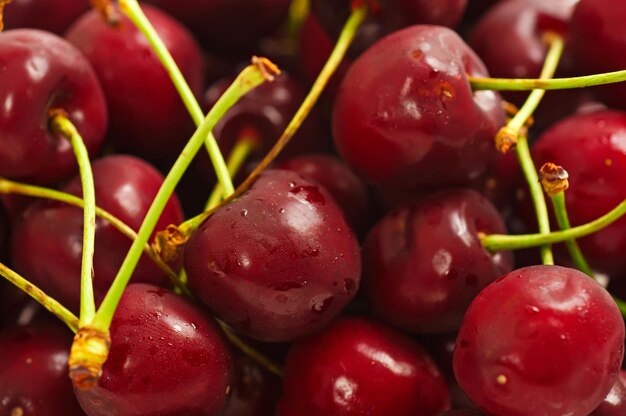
[278,208,285,213]
[289,185,326,205]
[310,295,334,314]
[240,209,248,218]
[344,279,355,293]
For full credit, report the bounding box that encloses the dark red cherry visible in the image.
[364,189,513,333]
[10,155,184,313]
[590,370,626,416]
[75,284,233,416]
[454,265,625,416]
[0,282,54,329]
[0,324,84,415]
[65,6,204,166]
[333,25,505,189]
[3,0,89,34]
[529,110,626,276]
[142,0,291,54]
[277,317,450,416]
[437,411,484,416]
[0,29,107,185]
[569,0,626,110]
[277,154,371,235]
[184,169,361,342]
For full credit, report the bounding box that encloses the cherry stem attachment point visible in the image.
[50,111,97,326]
[118,0,235,197]
[92,60,277,333]
[0,262,78,332]
[89,0,119,26]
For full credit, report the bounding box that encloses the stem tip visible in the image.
[540,163,569,197]
[69,327,111,390]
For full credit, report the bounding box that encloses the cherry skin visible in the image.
[184,169,361,342]
[0,29,107,185]
[10,155,184,313]
[0,324,84,415]
[75,284,234,416]
[590,370,626,416]
[569,0,626,110]
[277,154,371,235]
[3,0,89,34]
[277,317,451,416]
[65,6,204,166]
[453,265,625,416]
[333,25,505,189]
[529,110,626,276]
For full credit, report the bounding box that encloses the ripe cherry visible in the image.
[590,370,626,416]
[10,155,184,313]
[277,317,451,415]
[75,284,234,416]
[3,0,89,34]
[333,25,505,189]
[0,29,107,184]
[184,169,361,342]
[454,265,625,416]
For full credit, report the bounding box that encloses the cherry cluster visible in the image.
[1,0,626,415]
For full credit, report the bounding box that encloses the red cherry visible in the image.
[590,370,626,416]
[3,0,89,34]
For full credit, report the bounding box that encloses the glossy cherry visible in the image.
[569,0,626,110]
[3,0,89,34]
[277,317,450,415]
[65,6,204,166]
[0,29,107,184]
[364,189,513,333]
[75,283,234,416]
[454,265,625,416]
[277,154,371,234]
[590,370,626,416]
[10,155,184,313]
[529,110,626,276]
[333,25,505,189]
[184,169,361,342]
[0,324,84,415]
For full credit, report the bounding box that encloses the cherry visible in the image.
[277,154,371,235]
[569,0,626,110]
[142,0,291,54]
[0,29,107,185]
[75,283,234,416]
[590,370,626,416]
[364,189,513,333]
[276,317,450,415]
[0,282,53,329]
[10,155,184,313]
[184,169,361,342]
[453,265,625,416]
[65,6,204,166]
[3,0,89,34]
[438,411,484,416]
[529,110,626,276]
[333,25,505,189]
[0,324,84,415]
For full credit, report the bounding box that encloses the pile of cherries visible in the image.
[2,0,626,415]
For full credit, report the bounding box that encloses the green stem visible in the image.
[0,178,186,294]
[91,63,274,332]
[550,192,594,277]
[50,114,97,326]
[205,133,258,211]
[614,298,626,317]
[470,69,626,91]
[0,262,79,332]
[517,135,553,265]
[482,198,626,251]
[118,0,234,197]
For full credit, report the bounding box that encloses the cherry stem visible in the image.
[285,0,310,39]
[50,112,97,326]
[481,198,626,250]
[118,0,235,197]
[0,262,79,333]
[91,61,276,332]
[550,192,594,277]
[0,178,188,295]
[205,132,259,211]
[470,69,626,91]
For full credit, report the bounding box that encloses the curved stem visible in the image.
[0,262,79,332]
[482,198,626,251]
[118,0,234,197]
[550,192,594,277]
[0,178,187,295]
[92,62,275,332]
[470,69,626,92]
[50,113,97,326]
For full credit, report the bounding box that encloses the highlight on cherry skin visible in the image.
[3,0,626,415]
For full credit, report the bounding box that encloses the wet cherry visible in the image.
[590,370,626,416]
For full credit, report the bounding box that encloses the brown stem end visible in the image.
[69,326,111,390]
[152,224,190,263]
[495,126,518,153]
[89,0,120,26]
[251,56,281,82]
[0,0,11,32]
[540,162,569,197]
